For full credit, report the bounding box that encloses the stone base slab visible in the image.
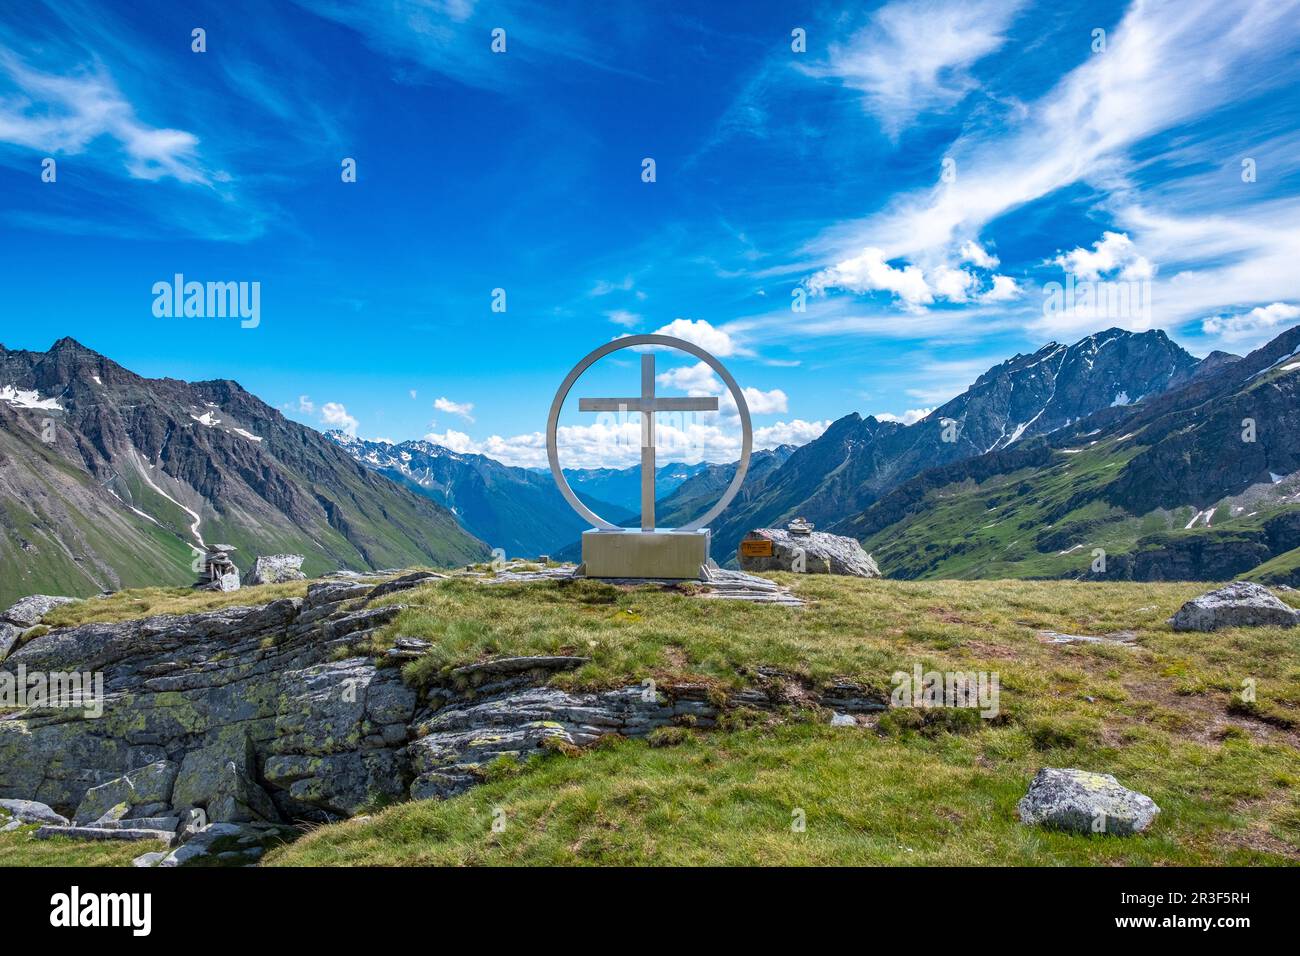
[581,529,710,580]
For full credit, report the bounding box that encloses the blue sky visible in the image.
[1,0,1298,468]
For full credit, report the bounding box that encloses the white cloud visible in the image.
[754,419,830,449]
[656,361,719,395]
[0,51,209,184]
[875,407,933,425]
[320,401,358,436]
[1051,231,1153,281]
[959,240,999,269]
[806,247,1014,310]
[433,396,475,422]
[820,0,1025,137]
[1202,302,1300,343]
[739,386,788,415]
[296,395,315,414]
[591,275,635,296]
[650,318,740,357]
[806,247,933,309]
[605,309,640,328]
[981,274,1022,302]
[804,0,1300,336]
[409,389,418,399]
[421,413,827,469]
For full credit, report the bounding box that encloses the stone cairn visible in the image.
[787,517,813,536]
[195,544,240,592]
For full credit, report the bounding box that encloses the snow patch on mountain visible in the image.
[1,385,62,410]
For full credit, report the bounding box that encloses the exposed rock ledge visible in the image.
[0,570,880,859]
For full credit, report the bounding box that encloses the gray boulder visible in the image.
[0,623,21,663]
[249,554,307,586]
[1018,768,1160,835]
[2,594,77,628]
[0,798,69,826]
[1169,581,1299,632]
[738,529,881,577]
[74,761,178,824]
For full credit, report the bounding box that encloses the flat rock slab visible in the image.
[1037,629,1138,646]
[1018,768,1160,836]
[0,798,70,826]
[1170,581,1299,631]
[35,825,176,844]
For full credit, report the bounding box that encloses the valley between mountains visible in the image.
[2,324,1298,606]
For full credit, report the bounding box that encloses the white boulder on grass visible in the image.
[1017,768,1160,836]
[1169,581,1299,632]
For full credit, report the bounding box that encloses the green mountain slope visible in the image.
[836,325,1300,582]
[0,338,488,605]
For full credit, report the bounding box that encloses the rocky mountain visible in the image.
[836,324,1300,583]
[674,328,1199,562]
[0,338,487,605]
[560,460,712,514]
[327,433,634,558]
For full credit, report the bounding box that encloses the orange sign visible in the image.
[740,539,773,557]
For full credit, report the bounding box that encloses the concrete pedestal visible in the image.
[581,528,711,580]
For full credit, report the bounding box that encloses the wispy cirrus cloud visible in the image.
[813,0,1026,138]
[0,50,210,184]
[797,0,1300,344]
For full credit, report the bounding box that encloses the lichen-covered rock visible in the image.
[0,798,69,826]
[0,622,21,663]
[2,594,78,628]
[74,762,178,824]
[738,529,881,577]
[1169,581,1299,631]
[1017,768,1160,835]
[249,554,307,586]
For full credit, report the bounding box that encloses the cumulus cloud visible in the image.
[1051,231,1153,281]
[319,401,358,436]
[959,240,999,269]
[433,396,475,422]
[806,247,933,309]
[805,246,1016,310]
[875,407,934,425]
[421,414,827,469]
[650,318,739,356]
[1202,302,1300,343]
[296,395,315,414]
[980,274,1022,302]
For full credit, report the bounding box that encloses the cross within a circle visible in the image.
[577,352,718,531]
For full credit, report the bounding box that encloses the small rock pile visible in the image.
[195,544,240,592]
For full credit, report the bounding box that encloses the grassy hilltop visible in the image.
[4,573,1299,867]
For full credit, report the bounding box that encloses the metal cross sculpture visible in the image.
[546,334,753,535]
[577,352,718,530]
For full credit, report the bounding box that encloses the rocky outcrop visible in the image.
[0,568,882,864]
[1017,768,1160,835]
[249,554,307,586]
[1169,581,1299,631]
[0,798,69,826]
[738,529,881,578]
[0,594,78,662]
[3,594,78,628]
